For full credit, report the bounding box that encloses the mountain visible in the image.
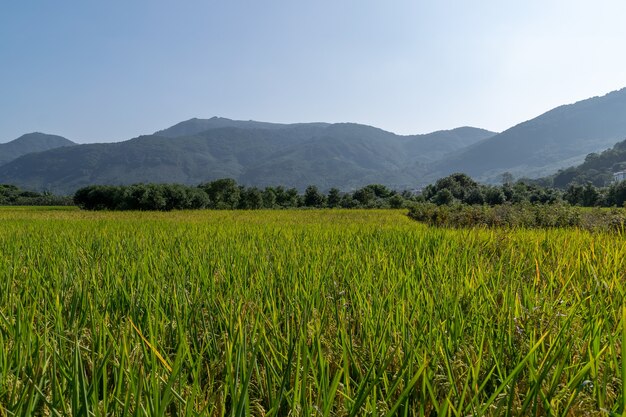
[4,87,626,194]
[239,124,407,190]
[154,116,330,138]
[0,120,495,194]
[430,88,626,183]
[240,125,497,190]
[0,133,76,166]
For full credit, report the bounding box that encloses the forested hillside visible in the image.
[430,88,626,182]
[0,121,495,194]
[548,138,626,187]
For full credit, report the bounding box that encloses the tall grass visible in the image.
[0,208,625,415]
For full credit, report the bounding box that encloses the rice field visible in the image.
[1,207,625,416]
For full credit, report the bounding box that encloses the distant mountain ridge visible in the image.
[0,133,76,166]
[2,86,626,194]
[154,116,331,138]
[430,88,626,183]
[0,121,495,194]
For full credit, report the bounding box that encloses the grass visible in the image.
[0,208,625,416]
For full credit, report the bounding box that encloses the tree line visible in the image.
[5,172,626,211]
[72,179,417,211]
[421,173,626,208]
[0,184,73,206]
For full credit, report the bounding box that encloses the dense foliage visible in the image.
[73,183,209,211]
[73,180,418,211]
[550,138,626,187]
[423,173,626,208]
[408,203,626,231]
[1,208,626,415]
[420,173,561,205]
[0,184,72,206]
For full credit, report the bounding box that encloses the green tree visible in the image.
[388,194,405,209]
[464,188,485,205]
[433,189,454,206]
[327,188,341,208]
[484,187,505,205]
[425,173,479,202]
[198,178,240,209]
[239,187,263,209]
[581,182,600,206]
[283,188,301,208]
[353,187,375,206]
[340,194,359,208]
[607,181,626,206]
[262,187,277,209]
[303,185,326,208]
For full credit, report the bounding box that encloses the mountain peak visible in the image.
[0,132,76,166]
[9,132,74,145]
[154,117,329,138]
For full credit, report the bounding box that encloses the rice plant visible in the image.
[0,207,625,416]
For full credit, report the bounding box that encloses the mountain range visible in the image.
[429,88,626,183]
[0,121,495,194]
[1,88,626,194]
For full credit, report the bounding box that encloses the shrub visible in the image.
[407,203,625,232]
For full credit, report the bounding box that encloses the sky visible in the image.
[1,1,626,143]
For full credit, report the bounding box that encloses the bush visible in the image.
[407,203,625,232]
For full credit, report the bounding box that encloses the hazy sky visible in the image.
[2,1,626,143]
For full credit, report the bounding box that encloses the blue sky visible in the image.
[2,1,626,142]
